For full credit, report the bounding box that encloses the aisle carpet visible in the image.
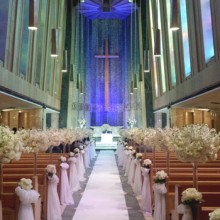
[72,150,129,220]
[62,150,145,220]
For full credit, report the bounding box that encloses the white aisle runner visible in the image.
[72,150,129,220]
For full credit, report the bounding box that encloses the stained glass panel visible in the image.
[180,0,191,77]
[166,0,176,86]
[200,0,214,62]
[0,1,9,61]
[20,0,29,75]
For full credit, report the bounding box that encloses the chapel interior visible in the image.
[1,0,220,220]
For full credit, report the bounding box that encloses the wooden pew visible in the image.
[1,152,71,220]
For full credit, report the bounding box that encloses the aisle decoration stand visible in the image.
[177,188,203,220]
[46,164,62,220]
[15,178,40,220]
[153,170,168,220]
[141,159,152,215]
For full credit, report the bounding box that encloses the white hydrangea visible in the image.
[181,188,203,204]
[18,178,33,190]
[46,164,56,174]
[209,208,220,220]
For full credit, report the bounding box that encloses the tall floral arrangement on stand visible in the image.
[21,129,49,175]
[0,126,23,164]
[21,129,49,153]
[151,127,177,176]
[172,124,220,188]
[0,126,24,210]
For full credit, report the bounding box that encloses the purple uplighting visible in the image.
[77,0,137,20]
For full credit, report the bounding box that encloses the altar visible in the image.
[101,133,113,143]
[91,124,122,149]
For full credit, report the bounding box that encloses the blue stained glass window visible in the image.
[0,1,10,61]
[149,0,159,96]
[35,0,47,85]
[166,0,176,86]
[200,0,214,62]
[20,0,29,75]
[180,0,191,77]
[158,0,166,93]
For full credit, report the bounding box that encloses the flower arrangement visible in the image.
[21,129,49,153]
[127,118,137,128]
[69,152,74,157]
[0,126,23,164]
[131,150,136,159]
[136,153,143,161]
[78,118,86,128]
[154,170,168,184]
[152,127,176,151]
[74,148,80,153]
[60,156,66,162]
[46,164,56,177]
[209,208,220,220]
[143,159,152,168]
[172,124,220,163]
[79,145,84,150]
[18,178,33,190]
[70,151,79,158]
[128,146,133,151]
[181,188,203,206]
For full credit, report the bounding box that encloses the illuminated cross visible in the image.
[95,39,119,111]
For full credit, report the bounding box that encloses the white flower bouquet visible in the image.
[209,208,220,220]
[46,164,56,177]
[18,178,33,190]
[128,146,133,150]
[143,159,152,168]
[154,170,168,184]
[60,156,66,162]
[127,118,136,128]
[136,153,143,161]
[74,148,80,153]
[69,152,74,157]
[181,188,203,206]
[78,118,86,128]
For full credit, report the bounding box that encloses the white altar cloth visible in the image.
[101,134,113,143]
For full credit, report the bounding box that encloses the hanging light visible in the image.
[62,50,67,72]
[154,28,161,57]
[79,80,83,94]
[139,64,143,81]
[170,0,180,31]
[69,64,74,81]
[144,50,150,72]
[130,81,134,95]
[28,0,38,30]
[51,28,58,57]
[76,73,80,89]
[134,74,137,89]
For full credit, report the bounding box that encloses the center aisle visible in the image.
[72,150,129,220]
